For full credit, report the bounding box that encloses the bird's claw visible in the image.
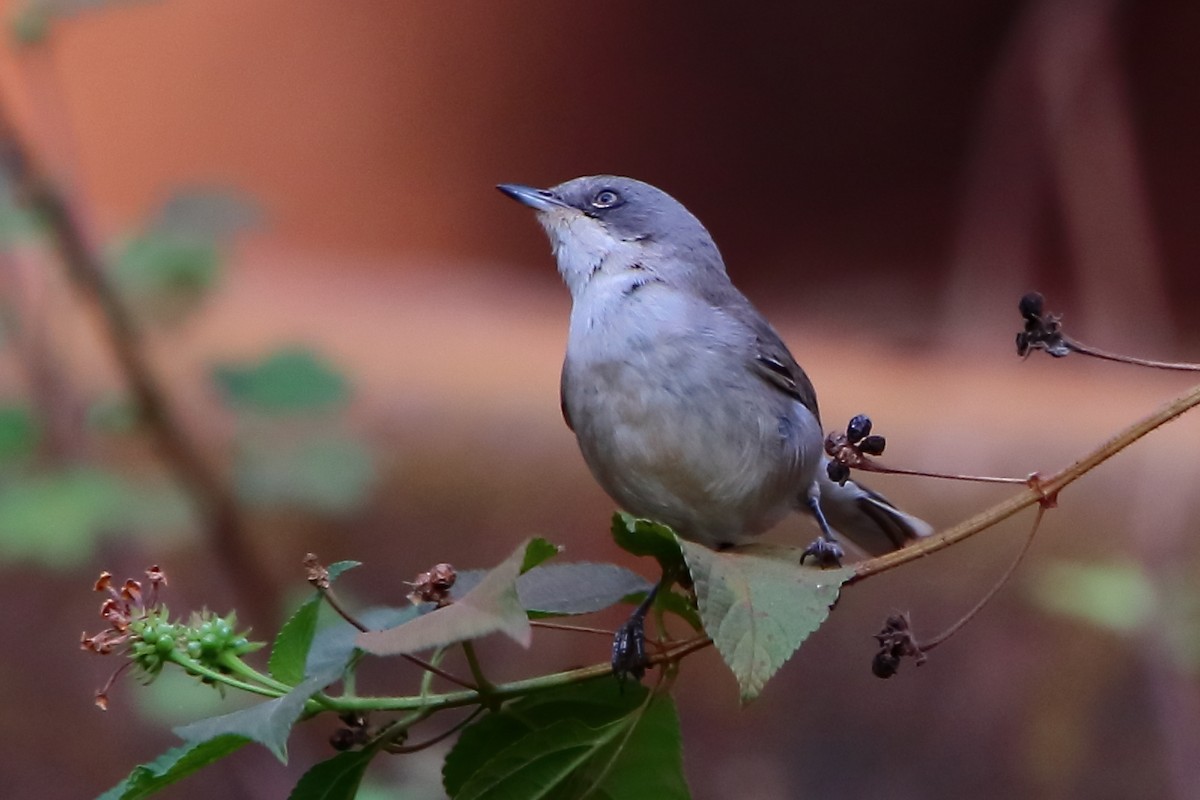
[801,537,844,567]
[611,613,648,682]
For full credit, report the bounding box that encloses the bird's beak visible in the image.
[496,183,571,212]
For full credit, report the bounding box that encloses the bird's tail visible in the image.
[815,463,933,556]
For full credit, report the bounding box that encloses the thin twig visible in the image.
[854,462,1028,485]
[384,707,484,754]
[530,620,619,636]
[920,501,1046,652]
[1063,334,1200,372]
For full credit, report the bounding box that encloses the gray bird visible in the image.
[499,175,931,569]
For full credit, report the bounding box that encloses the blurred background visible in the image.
[1,1,1198,798]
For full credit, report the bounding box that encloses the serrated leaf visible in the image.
[518,563,652,616]
[357,541,532,655]
[679,539,852,703]
[521,537,562,573]
[97,734,248,800]
[444,680,687,800]
[288,749,375,800]
[270,598,321,685]
[174,673,330,763]
[213,348,349,414]
[611,513,685,574]
[269,564,358,684]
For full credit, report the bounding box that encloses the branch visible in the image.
[850,380,1200,583]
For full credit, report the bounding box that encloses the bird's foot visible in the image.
[800,537,844,567]
[611,612,648,682]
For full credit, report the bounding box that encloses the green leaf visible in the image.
[357,540,533,655]
[679,539,852,703]
[518,563,652,616]
[444,680,688,799]
[656,589,704,633]
[270,598,322,685]
[0,404,38,462]
[1027,559,1157,634]
[113,232,220,323]
[97,734,248,800]
[611,513,686,575]
[269,562,359,684]
[521,537,562,573]
[213,348,349,414]
[151,187,260,242]
[0,468,124,568]
[234,433,374,514]
[288,749,375,800]
[174,673,330,763]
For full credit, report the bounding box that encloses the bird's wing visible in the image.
[559,362,575,431]
[698,279,822,422]
[748,331,821,423]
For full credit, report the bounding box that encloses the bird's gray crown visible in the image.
[545,175,716,251]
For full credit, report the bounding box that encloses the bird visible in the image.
[498,175,931,674]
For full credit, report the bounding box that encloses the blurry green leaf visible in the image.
[9,3,50,46]
[289,750,375,800]
[611,513,685,575]
[1028,560,1157,634]
[680,540,851,703]
[518,563,652,617]
[213,348,349,414]
[151,187,260,242]
[113,232,220,323]
[0,204,43,242]
[174,673,331,763]
[444,680,688,800]
[0,404,38,462]
[358,540,532,656]
[0,468,123,568]
[87,393,140,434]
[98,734,248,800]
[521,537,561,573]
[234,434,373,514]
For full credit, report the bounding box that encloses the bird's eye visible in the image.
[592,189,621,209]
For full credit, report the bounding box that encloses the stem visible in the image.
[461,641,493,697]
[856,462,1027,485]
[167,652,286,700]
[921,502,1045,652]
[850,381,1200,583]
[1066,335,1200,372]
[216,652,294,694]
[318,635,712,716]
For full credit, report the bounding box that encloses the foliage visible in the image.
[86,519,857,798]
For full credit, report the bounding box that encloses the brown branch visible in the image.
[850,380,1200,583]
[0,115,276,626]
